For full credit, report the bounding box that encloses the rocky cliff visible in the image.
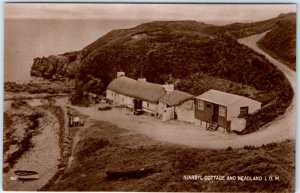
[30,51,80,80]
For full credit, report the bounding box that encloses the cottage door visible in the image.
[134,99,142,110]
[212,104,219,123]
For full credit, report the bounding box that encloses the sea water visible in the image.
[4,18,147,82]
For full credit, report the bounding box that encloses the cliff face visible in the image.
[30,51,80,80]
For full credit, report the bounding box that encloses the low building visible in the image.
[175,99,195,123]
[158,90,194,122]
[194,89,261,132]
[106,74,167,115]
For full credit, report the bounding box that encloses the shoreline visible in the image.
[3,97,72,191]
[4,92,72,101]
[3,104,60,191]
[38,100,73,190]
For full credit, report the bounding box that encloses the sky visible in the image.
[4,3,296,24]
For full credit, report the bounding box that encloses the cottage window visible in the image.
[240,106,249,117]
[219,106,226,117]
[198,100,204,110]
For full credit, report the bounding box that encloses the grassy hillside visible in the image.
[45,121,295,192]
[76,20,288,92]
[257,13,296,70]
[203,17,277,38]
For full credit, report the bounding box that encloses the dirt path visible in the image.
[55,97,91,171]
[237,31,296,140]
[67,31,295,149]
[3,109,61,191]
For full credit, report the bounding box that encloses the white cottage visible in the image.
[106,74,166,115]
[158,90,194,122]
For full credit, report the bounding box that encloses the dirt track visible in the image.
[237,31,296,142]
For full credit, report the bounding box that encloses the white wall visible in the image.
[162,107,174,121]
[231,118,246,131]
[227,98,261,120]
[121,95,134,108]
[158,101,175,121]
[106,90,134,108]
[158,101,165,117]
[175,100,195,123]
[142,101,158,115]
[194,118,208,128]
[106,90,115,101]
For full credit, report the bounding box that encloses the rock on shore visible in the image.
[30,51,80,80]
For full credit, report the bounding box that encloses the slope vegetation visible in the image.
[46,121,295,192]
[257,13,296,70]
[75,20,287,93]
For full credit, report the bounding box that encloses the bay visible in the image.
[4,18,147,82]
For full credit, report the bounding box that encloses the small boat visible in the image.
[98,106,112,111]
[14,170,39,180]
[106,166,155,179]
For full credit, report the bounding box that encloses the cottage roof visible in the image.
[160,90,194,106]
[195,89,258,107]
[107,77,166,103]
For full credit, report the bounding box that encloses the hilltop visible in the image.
[30,13,295,90]
[74,18,285,92]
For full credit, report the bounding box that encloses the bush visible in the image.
[10,100,28,109]
[77,138,110,158]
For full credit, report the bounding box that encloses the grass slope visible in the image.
[77,21,285,92]
[257,13,296,70]
[48,121,295,192]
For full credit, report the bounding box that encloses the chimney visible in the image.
[162,83,174,94]
[117,72,125,78]
[137,77,147,82]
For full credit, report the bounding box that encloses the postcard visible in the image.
[3,3,296,192]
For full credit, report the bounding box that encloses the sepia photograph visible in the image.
[3,3,296,192]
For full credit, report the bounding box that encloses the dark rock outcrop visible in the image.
[30,51,80,80]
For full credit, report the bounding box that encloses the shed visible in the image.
[194,89,261,131]
[158,90,194,122]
